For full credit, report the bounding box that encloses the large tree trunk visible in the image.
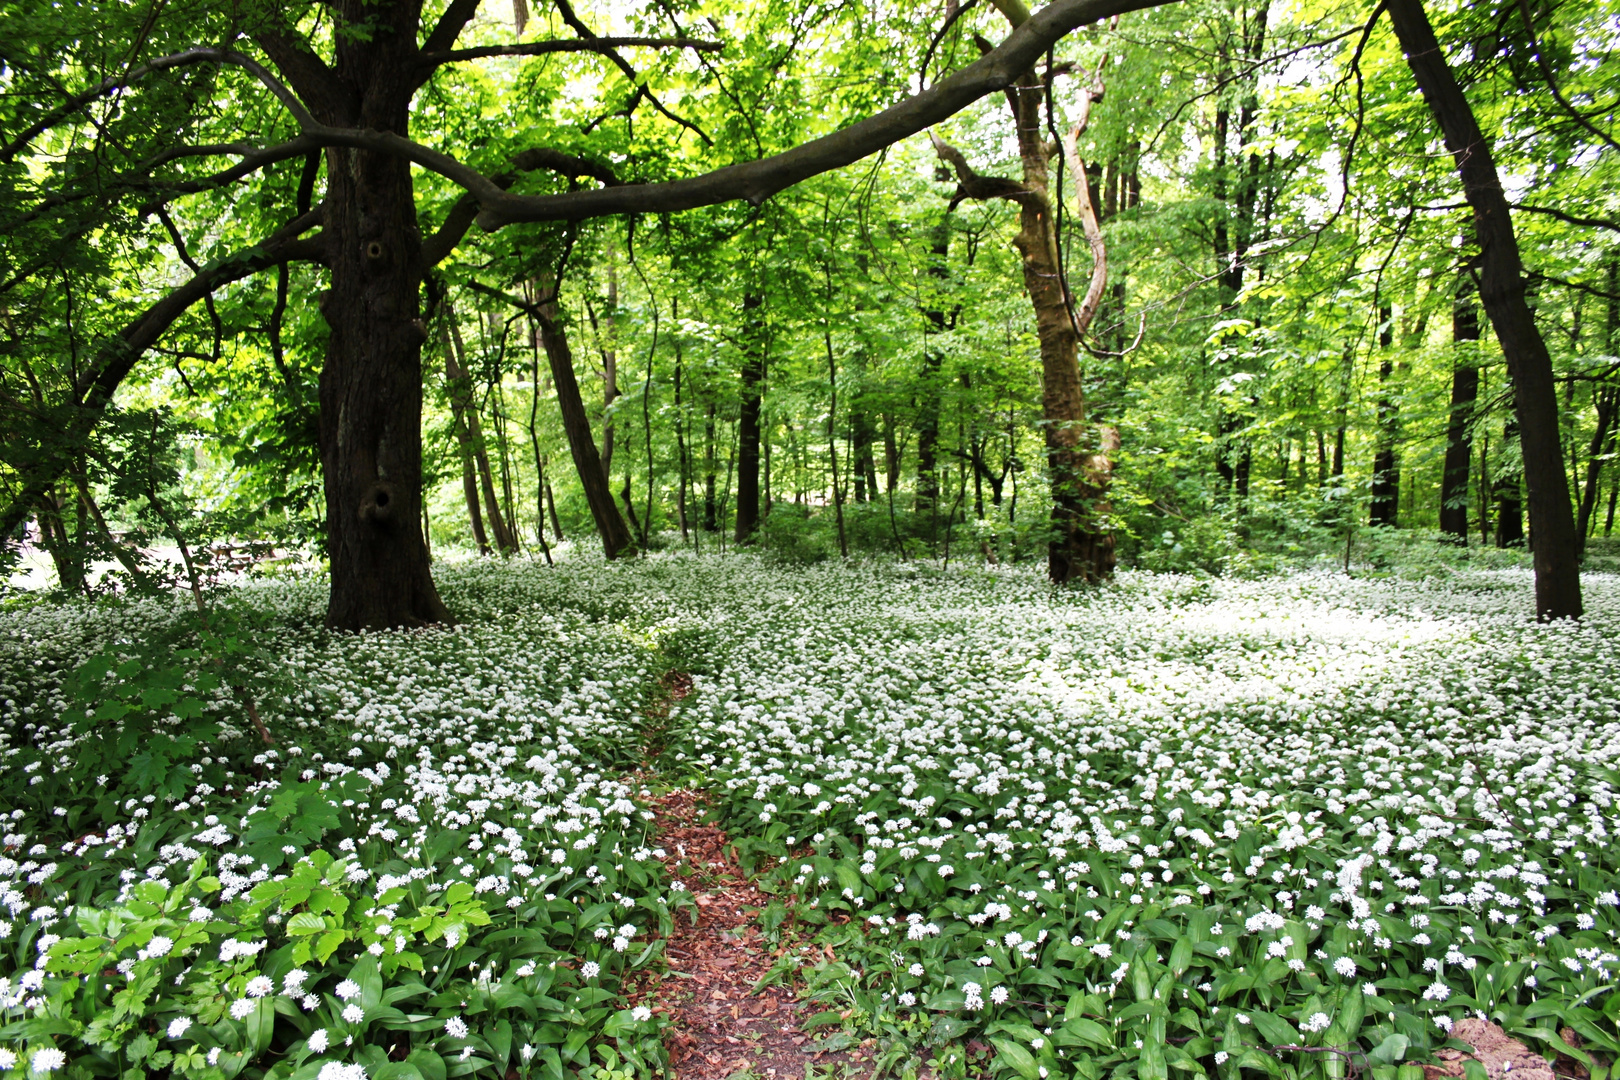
[319,12,451,629]
[932,9,1115,582]
[1440,275,1480,542]
[1385,0,1580,618]
[734,291,766,544]
[533,297,633,558]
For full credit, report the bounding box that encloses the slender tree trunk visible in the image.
[445,315,516,554]
[704,403,717,531]
[1578,261,1620,553]
[1576,387,1616,554]
[916,216,951,514]
[460,451,489,554]
[1385,0,1579,617]
[1496,403,1525,548]
[824,311,849,558]
[1369,303,1400,528]
[734,291,766,544]
[533,296,632,558]
[546,478,563,541]
[883,413,900,493]
[674,335,690,541]
[523,313,553,565]
[1440,274,1480,541]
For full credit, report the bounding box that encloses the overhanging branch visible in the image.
[469,0,1174,225]
[421,36,721,66]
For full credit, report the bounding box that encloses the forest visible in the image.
[1,0,1618,1077]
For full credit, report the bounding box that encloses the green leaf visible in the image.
[287,912,326,936]
[1057,1017,1114,1050]
[1367,1034,1409,1066]
[989,1038,1042,1080]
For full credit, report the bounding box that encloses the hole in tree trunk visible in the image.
[359,482,398,526]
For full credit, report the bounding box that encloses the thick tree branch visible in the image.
[422,0,485,55]
[928,131,1033,209]
[421,148,619,266]
[470,0,1171,226]
[421,36,722,66]
[253,29,355,124]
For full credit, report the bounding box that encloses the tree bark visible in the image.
[1440,275,1480,542]
[318,1,452,630]
[1385,0,1580,618]
[533,296,632,558]
[734,291,766,544]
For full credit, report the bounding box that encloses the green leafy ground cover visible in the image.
[1,558,1617,1080]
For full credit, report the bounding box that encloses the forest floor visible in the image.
[2,557,1617,1080]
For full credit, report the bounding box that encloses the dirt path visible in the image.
[629,670,872,1078]
[631,789,870,1080]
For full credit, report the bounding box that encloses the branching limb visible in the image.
[1516,0,1620,155]
[928,131,1032,209]
[549,0,712,144]
[1,47,315,163]
[421,148,618,266]
[919,0,981,89]
[422,0,485,54]
[472,0,1171,226]
[422,36,721,66]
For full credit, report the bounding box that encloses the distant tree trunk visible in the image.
[1577,261,1620,554]
[533,295,632,559]
[704,403,718,531]
[673,328,690,541]
[1577,387,1617,554]
[1496,403,1525,548]
[1386,0,1580,618]
[1369,304,1400,528]
[916,216,951,514]
[592,250,621,482]
[445,315,517,554]
[883,413,900,493]
[546,478,563,541]
[1440,276,1480,542]
[460,452,489,554]
[851,408,872,502]
[734,291,766,544]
